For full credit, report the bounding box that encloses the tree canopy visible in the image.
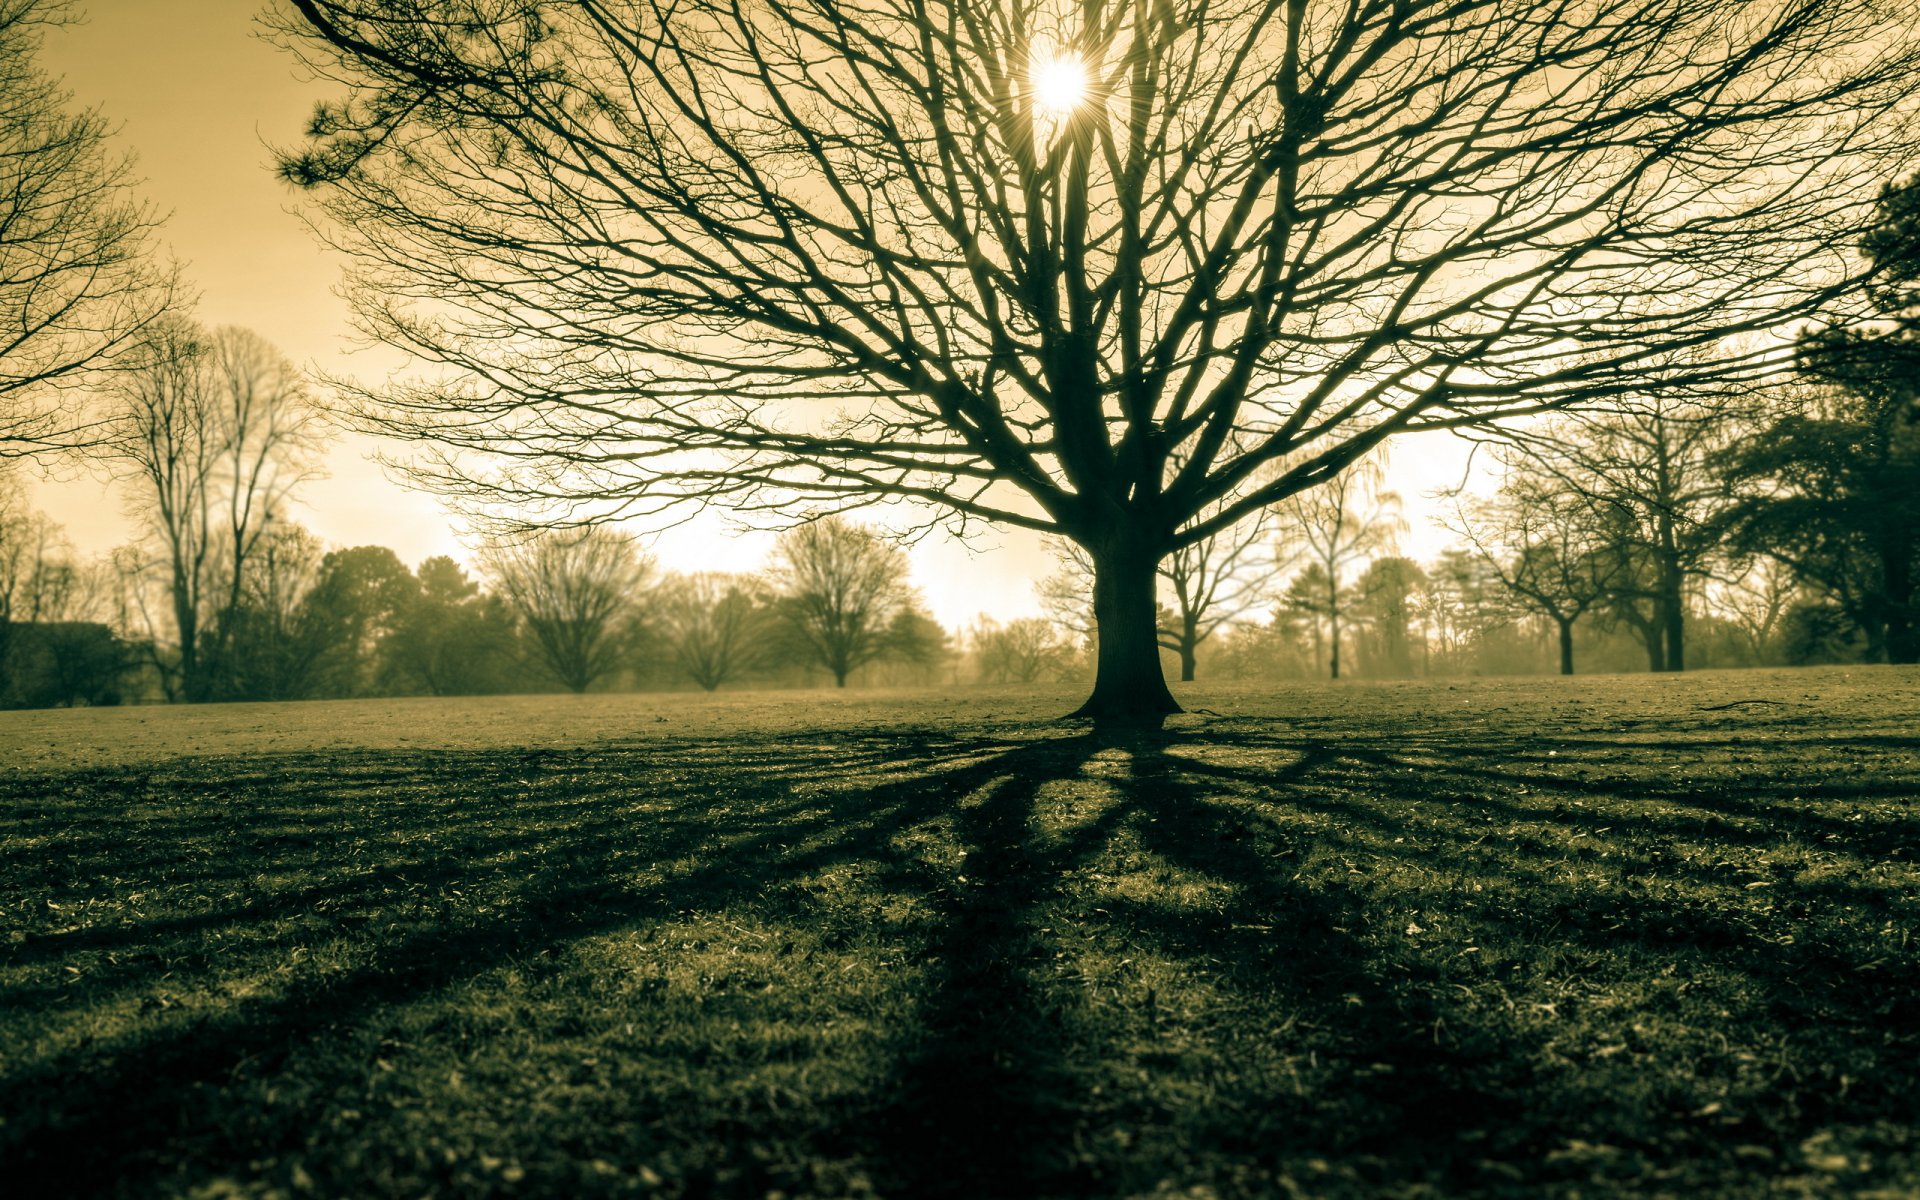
[276,0,1920,719]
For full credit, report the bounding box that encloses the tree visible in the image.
[386,555,519,695]
[1702,557,1801,667]
[769,517,915,688]
[1039,500,1291,682]
[111,322,323,700]
[0,0,172,455]
[1279,457,1402,679]
[875,602,951,685]
[218,522,330,700]
[1350,556,1425,678]
[1718,175,1920,662]
[1419,549,1514,676]
[1451,460,1622,675]
[971,616,1069,685]
[656,571,775,692]
[483,528,651,693]
[277,0,1920,722]
[0,467,48,690]
[301,544,420,697]
[1493,392,1747,673]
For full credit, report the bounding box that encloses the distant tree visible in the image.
[1281,564,1334,677]
[656,571,775,693]
[1278,458,1402,680]
[0,493,121,704]
[276,0,1920,724]
[483,528,650,693]
[1350,556,1426,678]
[1419,549,1515,676]
[0,0,172,456]
[215,523,328,700]
[971,617,1068,685]
[1507,391,1753,672]
[1717,385,1920,661]
[1451,461,1623,676]
[385,555,517,695]
[769,518,913,689]
[112,322,324,700]
[1702,557,1801,667]
[877,602,951,685]
[0,468,50,689]
[297,544,420,697]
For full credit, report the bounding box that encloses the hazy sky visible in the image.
[30,0,1470,629]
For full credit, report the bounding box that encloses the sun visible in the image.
[1030,52,1089,115]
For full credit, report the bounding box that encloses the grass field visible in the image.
[3,668,1918,1198]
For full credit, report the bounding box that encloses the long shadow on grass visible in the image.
[0,732,1122,1197]
[4,718,1919,1197]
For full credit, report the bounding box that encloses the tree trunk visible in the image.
[1178,641,1197,683]
[1071,541,1180,725]
[1882,548,1917,664]
[1329,611,1342,680]
[1659,576,1685,672]
[833,670,848,688]
[1557,617,1576,676]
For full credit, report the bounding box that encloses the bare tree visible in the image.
[1495,395,1747,672]
[769,517,913,688]
[112,322,324,701]
[0,466,53,687]
[483,527,651,693]
[0,0,172,455]
[276,0,1920,721]
[1450,458,1622,676]
[1703,557,1801,666]
[1279,457,1402,679]
[220,522,331,700]
[971,616,1070,685]
[657,571,774,692]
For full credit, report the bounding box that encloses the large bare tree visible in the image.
[112,322,324,701]
[0,0,171,454]
[277,0,1920,721]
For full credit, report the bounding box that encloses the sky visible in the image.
[28,0,1472,630]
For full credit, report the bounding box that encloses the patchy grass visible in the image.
[3,667,1918,1198]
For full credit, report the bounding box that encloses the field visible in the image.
[3,668,1918,1199]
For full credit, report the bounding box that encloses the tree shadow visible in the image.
[2,715,1917,1196]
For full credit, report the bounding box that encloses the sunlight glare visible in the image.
[1031,52,1088,115]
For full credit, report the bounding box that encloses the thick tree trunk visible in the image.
[1071,542,1180,725]
[1883,551,1917,664]
[1178,641,1197,683]
[1557,617,1576,676]
[1659,574,1685,672]
[1640,622,1663,672]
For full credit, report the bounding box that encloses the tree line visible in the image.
[0,481,967,706]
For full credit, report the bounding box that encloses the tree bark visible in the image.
[1882,544,1917,664]
[1557,617,1576,676]
[1659,570,1686,672]
[1071,542,1180,725]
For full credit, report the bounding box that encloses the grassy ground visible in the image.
[3,668,1918,1198]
